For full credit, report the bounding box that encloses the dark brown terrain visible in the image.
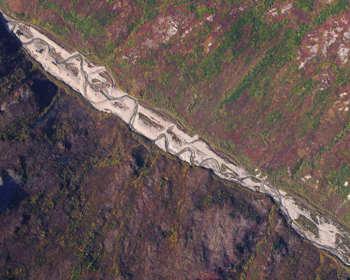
[2,0,350,228]
[0,15,349,279]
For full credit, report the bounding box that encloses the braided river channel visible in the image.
[3,12,350,266]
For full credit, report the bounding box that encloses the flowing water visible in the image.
[3,13,350,265]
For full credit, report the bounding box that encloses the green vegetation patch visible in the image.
[295,214,319,237]
[294,0,314,12]
[312,0,350,26]
[220,22,311,108]
[198,189,228,208]
[197,16,247,81]
[38,0,117,39]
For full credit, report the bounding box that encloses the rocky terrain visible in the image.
[1,15,350,279]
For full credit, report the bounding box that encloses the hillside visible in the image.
[1,16,350,279]
[2,0,350,230]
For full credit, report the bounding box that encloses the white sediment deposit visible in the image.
[3,13,350,265]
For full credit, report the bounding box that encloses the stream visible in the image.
[3,12,350,266]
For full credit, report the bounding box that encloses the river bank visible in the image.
[2,11,350,266]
